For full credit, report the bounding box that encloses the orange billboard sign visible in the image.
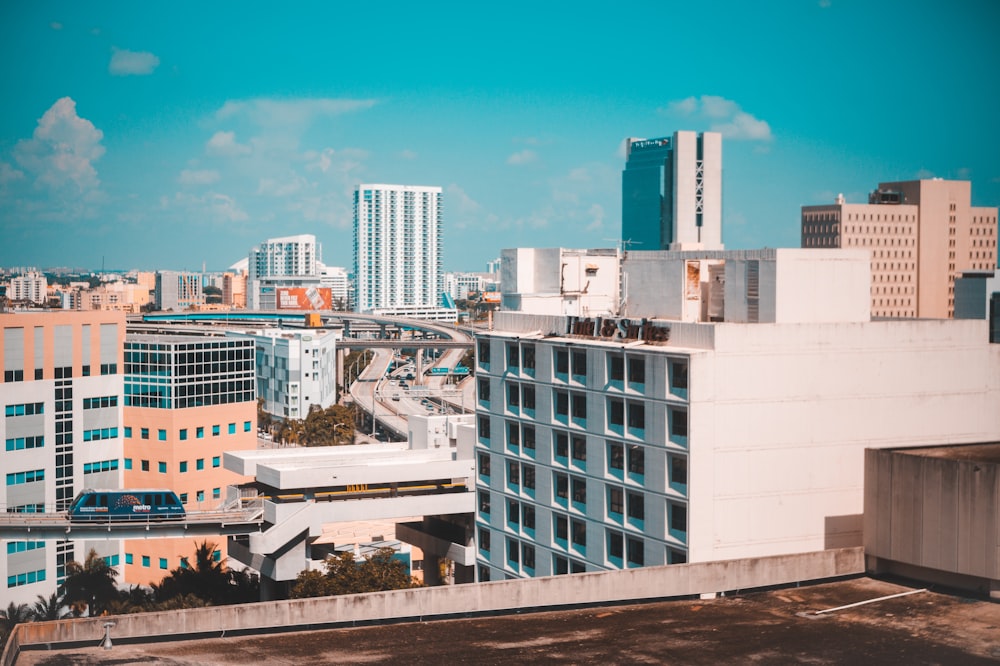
[277,287,332,310]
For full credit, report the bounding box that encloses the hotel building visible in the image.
[801,179,998,318]
[353,184,443,313]
[622,131,722,252]
[122,332,257,585]
[474,249,1000,581]
[1,311,125,605]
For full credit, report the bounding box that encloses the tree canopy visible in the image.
[300,404,356,446]
[59,548,120,617]
[289,548,421,598]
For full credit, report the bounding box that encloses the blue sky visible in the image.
[1,1,998,273]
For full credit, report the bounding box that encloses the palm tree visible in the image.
[29,593,66,621]
[1,602,32,645]
[59,549,119,617]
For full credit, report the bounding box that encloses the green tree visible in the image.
[29,593,67,621]
[60,549,119,617]
[289,547,421,598]
[1,602,32,645]
[153,541,259,606]
[301,404,355,446]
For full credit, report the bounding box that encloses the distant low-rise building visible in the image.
[9,272,48,305]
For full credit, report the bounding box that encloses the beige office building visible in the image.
[802,179,998,318]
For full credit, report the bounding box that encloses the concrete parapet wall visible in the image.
[5,547,863,662]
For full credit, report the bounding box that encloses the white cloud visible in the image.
[257,176,306,197]
[662,95,773,142]
[446,183,482,215]
[915,168,936,179]
[0,161,25,185]
[507,149,538,166]
[178,169,220,186]
[13,97,105,192]
[206,131,251,157]
[398,149,418,160]
[164,191,248,223]
[215,97,377,127]
[109,47,160,76]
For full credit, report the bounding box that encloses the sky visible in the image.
[1,1,998,274]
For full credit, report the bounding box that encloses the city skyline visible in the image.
[1,1,998,273]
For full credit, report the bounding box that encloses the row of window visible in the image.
[82,396,118,410]
[125,549,221,569]
[124,456,222,473]
[7,568,45,588]
[6,469,44,485]
[5,402,43,417]
[6,435,44,451]
[7,541,44,554]
[83,459,119,474]
[83,427,120,442]
[125,422,251,441]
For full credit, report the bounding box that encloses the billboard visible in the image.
[276,287,333,311]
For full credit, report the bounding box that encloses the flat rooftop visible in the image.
[15,577,1000,665]
[895,442,1000,465]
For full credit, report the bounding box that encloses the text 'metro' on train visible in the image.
[67,489,186,522]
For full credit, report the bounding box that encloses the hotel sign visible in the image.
[566,316,670,343]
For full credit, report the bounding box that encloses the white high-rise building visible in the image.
[249,234,320,280]
[9,272,48,305]
[353,184,442,313]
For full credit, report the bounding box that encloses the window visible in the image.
[571,350,587,379]
[627,492,645,522]
[571,393,586,421]
[572,477,586,506]
[124,426,132,438]
[522,544,535,570]
[554,472,568,501]
[478,378,490,402]
[228,423,236,435]
[628,357,645,385]
[507,384,520,408]
[478,339,490,367]
[671,455,687,488]
[141,428,149,440]
[608,441,624,472]
[571,436,586,465]
[609,354,624,382]
[554,556,569,575]
[142,555,150,567]
[608,530,624,561]
[555,349,568,375]
[179,461,188,473]
[522,345,535,371]
[523,426,536,453]
[523,504,535,530]
[507,500,519,526]
[196,458,205,471]
[197,427,204,439]
[554,514,568,541]
[671,409,688,438]
[608,486,623,515]
[479,416,491,440]
[554,432,568,459]
[479,527,491,553]
[244,421,252,432]
[508,460,520,487]
[179,429,188,441]
[627,537,644,566]
[554,391,568,418]
[670,360,688,390]
[668,548,688,565]
[507,421,520,450]
[507,343,519,369]
[507,538,519,565]
[141,460,150,472]
[180,493,188,504]
[158,462,167,474]
[124,458,132,470]
[628,445,645,476]
[523,464,535,491]
[571,519,586,548]
[6,469,44,485]
[670,502,688,534]
[627,402,645,430]
[608,399,624,427]
[125,553,133,565]
[158,429,167,441]
[212,425,220,436]
[522,385,536,410]
[212,456,220,468]
[196,490,204,502]
[478,490,491,515]
[159,558,168,570]
[478,453,491,478]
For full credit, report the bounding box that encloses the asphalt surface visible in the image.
[15,577,1000,665]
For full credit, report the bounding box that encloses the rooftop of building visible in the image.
[893,442,1000,465]
[14,577,1000,665]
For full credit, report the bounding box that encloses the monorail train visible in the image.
[67,489,186,522]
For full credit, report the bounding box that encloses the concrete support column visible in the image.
[335,348,346,396]
[415,354,423,385]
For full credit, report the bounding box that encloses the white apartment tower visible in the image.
[9,272,48,305]
[354,184,443,313]
[249,234,320,281]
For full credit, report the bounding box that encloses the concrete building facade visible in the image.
[353,184,443,313]
[474,249,1000,581]
[801,179,998,318]
[155,271,204,311]
[8,272,48,305]
[122,333,257,585]
[1,311,125,605]
[622,131,723,252]
[499,248,621,317]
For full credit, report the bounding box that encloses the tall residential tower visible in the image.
[353,184,443,313]
[621,131,722,252]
